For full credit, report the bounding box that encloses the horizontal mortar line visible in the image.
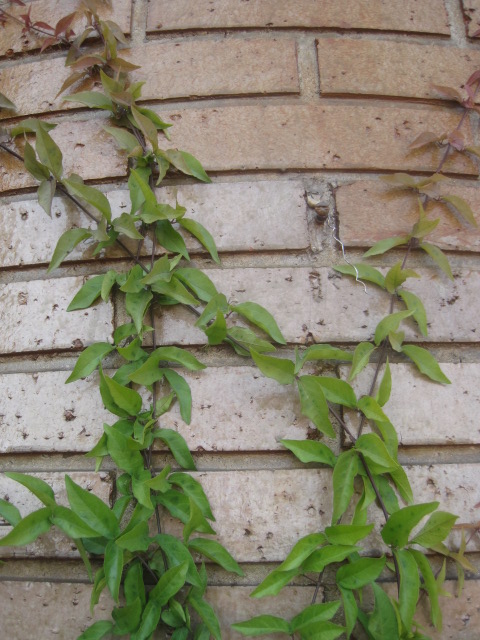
[145,26,453,41]
[318,93,475,109]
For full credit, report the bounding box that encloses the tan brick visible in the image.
[342,363,480,446]
[0,277,113,354]
[318,39,480,99]
[0,366,310,453]
[0,180,309,267]
[0,582,114,639]
[147,0,450,35]
[463,0,480,37]
[337,179,480,252]
[1,104,475,193]
[0,38,299,120]
[152,266,480,345]
[0,0,131,56]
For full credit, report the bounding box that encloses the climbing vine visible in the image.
[0,1,477,639]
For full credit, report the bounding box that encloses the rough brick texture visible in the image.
[1,0,479,637]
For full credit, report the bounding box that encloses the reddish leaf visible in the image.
[466,70,480,87]
[10,0,26,5]
[431,84,463,103]
[409,131,441,150]
[40,36,59,52]
[33,21,54,31]
[55,12,77,37]
[472,28,480,38]
[447,130,465,151]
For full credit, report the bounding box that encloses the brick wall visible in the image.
[1,1,480,638]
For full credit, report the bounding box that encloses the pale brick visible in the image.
[318,39,480,99]
[0,277,113,354]
[0,180,309,267]
[463,0,480,37]
[0,39,299,119]
[337,179,480,252]
[0,582,114,639]
[1,103,476,193]
[152,266,480,345]
[342,363,480,446]
[0,0,131,56]
[147,0,450,35]
[0,366,311,453]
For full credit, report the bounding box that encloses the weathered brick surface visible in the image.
[317,39,480,99]
[0,367,310,453]
[1,104,475,193]
[463,0,480,37]
[0,0,132,56]
[0,180,309,268]
[0,277,113,354]
[153,266,480,345]
[147,0,450,34]
[336,179,480,252]
[342,363,480,446]
[0,39,299,120]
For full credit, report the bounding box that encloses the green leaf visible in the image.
[381,502,439,548]
[356,433,398,473]
[62,174,112,222]
[388,330,405,352]
[48,228,91,273]
[384,262,419,294]
[336,556,386,589]
[151,275,199,305]
[250,568,298,598]
[374,310,413,345]
[77,620,113,640]
[441,194,477,227]
[0,508,51,547]
[23,140,50,181]
[420,242,453,280]
[104,425,144,475]
[66,342,114,383]
[164,368,192,423]
[226,326,275,355]
[38,178,56,217]
[67,274,104,311]
[104,126,141,154]
[10,119,56,137]
[51,506,100,538]
[411,216,440,240]
[178,217,219,263]
[134,600,162,640]
[295,344,353,373]
[189,538,243,576]
[296,376,335,437]
[103,375,142,415]
[101,270,117,302]
[349,343,375,381]
[154,429,195,470]
[175,268,218,302]
[161,149,211,183]
[277,533,326,571]
[291,602,341,632]
[281,440,336,466]
[131,105,158,150]
[154,533,201,587]
[389,465,413,505]
[332,450,359,523]
[104,540,123,602]
[376,360,392,407]
[395,549,420,629]
[5,472,55,508]
[113,212,144,239]
[410,511,458,547]
[205,310,227,345]
[115,521,151,552]
[402,345,451,384]
[150,562,188,606]
[124,561,146,609]
[363,236,410,258]
[64,91,113,110]
[112,597,142,635]
[156,220,190,259]
[251,350,295,385]
[140,255,172,286]
[333,264,385,289]
[234,302,285,344]
[409,550,441,628]
[368,583,400,640]
[231,615,291,637]
[325,524,374,546]
[65,475,120,539]
[0,499,21,526]
[125,289,153,334]
[0,92,16,110]
[340,587,358,639]
[169,472,214,520]
[188,597,221,640]
[315,377,357,409]
[36,126,63,179]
